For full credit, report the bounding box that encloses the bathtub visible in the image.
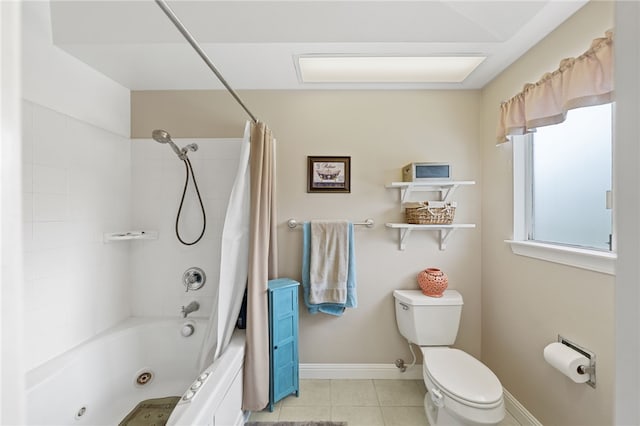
[26,317,246,426]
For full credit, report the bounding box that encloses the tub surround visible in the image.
[21,0,132,372]
[129,137,243,319]
[22,101,132,371]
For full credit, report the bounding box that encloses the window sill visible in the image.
[505,240,616,275]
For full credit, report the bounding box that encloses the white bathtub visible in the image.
[26,317,246,426]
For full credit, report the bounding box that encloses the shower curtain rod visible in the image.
[155,0,259,123]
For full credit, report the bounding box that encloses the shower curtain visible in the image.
[198,122,251,370]
[243,121,278,411]
[197,120,276,411]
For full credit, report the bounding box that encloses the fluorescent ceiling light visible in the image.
[297,56,486,83]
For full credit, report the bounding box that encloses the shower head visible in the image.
[152,129,185,159]
[152,129,172,144]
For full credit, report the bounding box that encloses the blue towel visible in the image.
[302,222,357,316]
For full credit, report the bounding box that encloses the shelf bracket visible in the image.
[400,187,411,206]
[399,228,413,250]
[399,183,462,205]
[439,228,457,250]
[441,184,460,203]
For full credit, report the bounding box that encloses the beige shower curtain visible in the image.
[243,121,278,411]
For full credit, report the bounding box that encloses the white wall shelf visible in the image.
[386,180,476,250]
[386,181,475,206]
[103,231,158,243]
[385,223,476,250]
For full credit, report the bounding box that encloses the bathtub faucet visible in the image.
[181,301,200,318]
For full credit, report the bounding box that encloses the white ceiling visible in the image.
[49,0,588,91]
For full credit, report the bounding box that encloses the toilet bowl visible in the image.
[422,347,504,425]
[393,290,505,426]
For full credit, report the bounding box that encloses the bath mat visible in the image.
[118,396,180,426]
[245,422,347,426]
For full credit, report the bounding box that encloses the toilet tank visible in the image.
[393,289,463,346]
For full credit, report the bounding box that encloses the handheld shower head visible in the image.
[152,129,172,144]
[152,129,185,159]
[152,129,206,246]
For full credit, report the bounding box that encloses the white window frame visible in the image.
[506,133,616,275]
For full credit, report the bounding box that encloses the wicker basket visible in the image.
[404,201,456,225]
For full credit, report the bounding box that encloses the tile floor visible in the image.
[248,379,521,426]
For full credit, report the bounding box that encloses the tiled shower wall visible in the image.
[22,101,132,370]
[22,102,243,370]
[129,138,242,318]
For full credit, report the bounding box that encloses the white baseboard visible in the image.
[503,388,542,426]
[300,363,423,380]
[299,363,542,425]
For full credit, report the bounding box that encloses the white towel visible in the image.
[309,220,349,305]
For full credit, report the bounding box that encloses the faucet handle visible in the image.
[183,267,206,292]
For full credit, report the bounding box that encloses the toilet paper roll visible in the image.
[543,342,590,383]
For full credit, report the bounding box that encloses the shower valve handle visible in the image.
[183,267,206,292]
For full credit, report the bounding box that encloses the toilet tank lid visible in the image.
[393,289,463,306]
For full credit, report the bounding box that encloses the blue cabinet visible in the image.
[268,278,300,411]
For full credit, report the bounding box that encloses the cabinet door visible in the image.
[271,287,298,403]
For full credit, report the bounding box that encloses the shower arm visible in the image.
[154,0,258,124]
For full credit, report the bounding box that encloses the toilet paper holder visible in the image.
[558,335,596,388]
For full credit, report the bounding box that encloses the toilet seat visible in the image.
[421,347,503,408]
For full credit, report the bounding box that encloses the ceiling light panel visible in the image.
[297,56,486,84]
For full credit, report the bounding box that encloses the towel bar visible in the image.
[287,218,374,229]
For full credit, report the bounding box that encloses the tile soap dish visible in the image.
[103,230,158,242]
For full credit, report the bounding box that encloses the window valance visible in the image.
[496,30,613,144]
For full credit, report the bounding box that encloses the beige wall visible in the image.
[614,2,640,423]
[132,90,483,364]
[480,2,615,425]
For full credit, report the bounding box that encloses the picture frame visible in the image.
[307,156,351,193]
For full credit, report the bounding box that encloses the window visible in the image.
[508,103,616,274]
[531,104,613,250]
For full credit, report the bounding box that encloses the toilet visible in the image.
[393,289,505,426]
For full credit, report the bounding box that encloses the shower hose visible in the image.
[176,157,206,246]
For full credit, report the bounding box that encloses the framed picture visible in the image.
[307,156,351,193]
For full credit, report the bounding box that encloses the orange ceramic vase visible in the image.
[417,268,448,298]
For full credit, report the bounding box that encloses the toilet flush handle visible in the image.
[430,388,445,408]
